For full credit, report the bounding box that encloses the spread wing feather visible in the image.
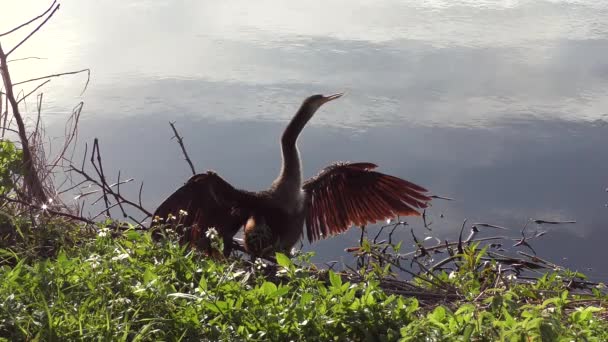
[302,162,431,243]
[151,171,260,250]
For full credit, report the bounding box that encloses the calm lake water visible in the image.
[3,0,608,279]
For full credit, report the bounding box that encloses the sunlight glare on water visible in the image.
[2,0,607,127]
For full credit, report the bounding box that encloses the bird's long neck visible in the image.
[274,104,314,190]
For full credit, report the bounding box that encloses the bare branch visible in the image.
[16,79,51,104]
[7,56,47,63]
[13,68,90,96]
[0,0,57,37]
[5,3,61,56]
[169,121,196,175]
[0,43,47,202]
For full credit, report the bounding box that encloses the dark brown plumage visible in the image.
[151,93,431,258]
[303,162,429,243]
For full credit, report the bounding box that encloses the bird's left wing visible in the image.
[302,162,430,243]
[150,171,261,249]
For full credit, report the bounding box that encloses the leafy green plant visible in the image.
[0,140,22,196]
[0,225,605,341]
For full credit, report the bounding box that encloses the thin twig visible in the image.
[169,121,196,175]
[16,80,50,104]
[0,0,57,38]
[6,3,61,56]
[13,69,90,96]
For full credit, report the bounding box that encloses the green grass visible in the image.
[0,223,606,341]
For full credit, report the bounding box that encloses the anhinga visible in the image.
[151,93,431,257]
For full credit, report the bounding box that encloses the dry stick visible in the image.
[421,209,432,231]
[381,222,404,254]
[80,142,88,170]
[6,4,61,57]
[472,222,510,230]
[0,43,47,203]
[28,93,44,141]
[401,236,509,258]
[70,178,133,199]
[14,69,90,96]
[429,194,454,201]
[113,170,129,217]
[0,91,5,138]
[7,56,47,63]
[1,93,7,138]
[87,140,134,220]
[68,166,153,217]
[374,221,404,243]
[90,139,111,217]
[16,80,50,104]
[429,255,460,272]
[1,195,94,225]
[43,102,83,185]
[457,219,467,254]
[0,0,57,37]
[532,219,576,225]
[138,181,145,211]
[169,121,196,175]
[517,251,561,269]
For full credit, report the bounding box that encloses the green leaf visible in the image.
[462,324,474,339]
[269,285,291,299]
[300,292,313,305]
[431,306,446,322]
[275,252,292,269]
[125,230,142,241]
[143,267,157,284]
[328,270,342,288]
[261,281,278,295]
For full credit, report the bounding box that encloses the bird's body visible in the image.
[151,93,431,257]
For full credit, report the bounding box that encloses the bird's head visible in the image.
[299,93,343,120]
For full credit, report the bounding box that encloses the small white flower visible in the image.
[111,253,129,261]
[506,274,517,280]
[98,227,110,237]
[254,258,267,270]
[178,209,188,216]
[448,271,457,279]
[48,198,53,203]
[205,227,218,239]
[86,254,101,268]
[41,204,48,210]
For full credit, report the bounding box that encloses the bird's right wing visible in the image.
[302,162,430,243]
[151,171,259,246]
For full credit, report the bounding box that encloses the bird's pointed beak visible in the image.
[322,93,344,103]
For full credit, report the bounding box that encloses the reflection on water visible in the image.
[2,0,607,278]
[3,0,608,126]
